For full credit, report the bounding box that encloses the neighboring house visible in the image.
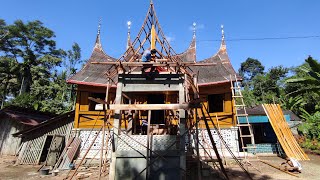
[13,111,74,165]
[238,105,300,154]
[0,106,53,156]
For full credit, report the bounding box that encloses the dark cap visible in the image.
[151,49,157,54]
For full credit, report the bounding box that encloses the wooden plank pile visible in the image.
[262,104,309,161]
[55,137,81,170]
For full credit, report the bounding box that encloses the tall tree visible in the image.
[63,42,82,109]
[64,42,82,76]
[0,57,19,108]
[252,65,288,104]
[3,20,63,94]
[0,19,9,50]
[239,58,265,83]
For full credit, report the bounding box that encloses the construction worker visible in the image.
[142,48,151,62]
[142,49,157,72]
[150,49,157,61]
[141,119,148,135]
[142,48,156,62]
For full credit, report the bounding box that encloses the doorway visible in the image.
[147,94,165,124]
[39,135,53,163]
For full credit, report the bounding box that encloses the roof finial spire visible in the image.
[219,24,226,52]
[150,0,153,4]
[94,18,103,50]
[221,24,225,41]
[126,21,132,50]
[98,18,101,35]
[193,22,196,38]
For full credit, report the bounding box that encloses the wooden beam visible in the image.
[79,111,112,115]
[122,93,131,101]
[262,104,309,160]
[91,61,217,67]
[260,160,299,178]
[121,84,181,92]
[95,103,194,110]
[151,25,156,49]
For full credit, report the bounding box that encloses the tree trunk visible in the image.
[1,78,9,109]
[19,66,32,94]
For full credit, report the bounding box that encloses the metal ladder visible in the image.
[230,75,256,157]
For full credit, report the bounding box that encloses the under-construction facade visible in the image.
[67,2,254,179]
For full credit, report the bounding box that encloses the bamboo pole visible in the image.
[263,104,293,158]
[195,109,202,180]
[200,108,229,180]
[262,104,309,160]
[259,160,299,178]
[146,110,151,179]
[99,80,110,179]
[68,127,102,180]
[275,104,308,160]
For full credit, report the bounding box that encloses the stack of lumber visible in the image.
[262,104,309,161]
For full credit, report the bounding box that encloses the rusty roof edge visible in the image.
[12,111,75,137]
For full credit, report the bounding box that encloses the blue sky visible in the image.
[1,0,320,71]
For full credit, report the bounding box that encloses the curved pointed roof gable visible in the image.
[192,26,239,86]
[67,24,117,86]
[175,34,196,62]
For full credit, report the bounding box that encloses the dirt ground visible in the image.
[217,154,320,180]
[0,154,319,180]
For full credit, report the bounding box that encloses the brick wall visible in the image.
[247,143,283,154]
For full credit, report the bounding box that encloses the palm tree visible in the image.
[286,56,320,95]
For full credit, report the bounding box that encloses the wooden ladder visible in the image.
[230,75,257,158]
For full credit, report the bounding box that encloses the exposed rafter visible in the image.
[106,3,196,82]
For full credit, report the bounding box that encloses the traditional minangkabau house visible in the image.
[67,2,254,179]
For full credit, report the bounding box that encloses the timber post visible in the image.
[179,80,187,179]
[109,78,123,180]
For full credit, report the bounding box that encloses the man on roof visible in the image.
[142,48,157,62]
[142,48,157,73]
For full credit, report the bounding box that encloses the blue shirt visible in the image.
[142,50,151,62]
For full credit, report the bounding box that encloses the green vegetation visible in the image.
[239,58,288,105]
[239,56,320,152]
[0,19,83,114]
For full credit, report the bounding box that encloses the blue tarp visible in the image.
[238,114,290,123]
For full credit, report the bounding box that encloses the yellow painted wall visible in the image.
[74,85,114,129]
[73,83,236,129]
[195,83,236,128]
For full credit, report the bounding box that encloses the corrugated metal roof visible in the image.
[0,106,54,126]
